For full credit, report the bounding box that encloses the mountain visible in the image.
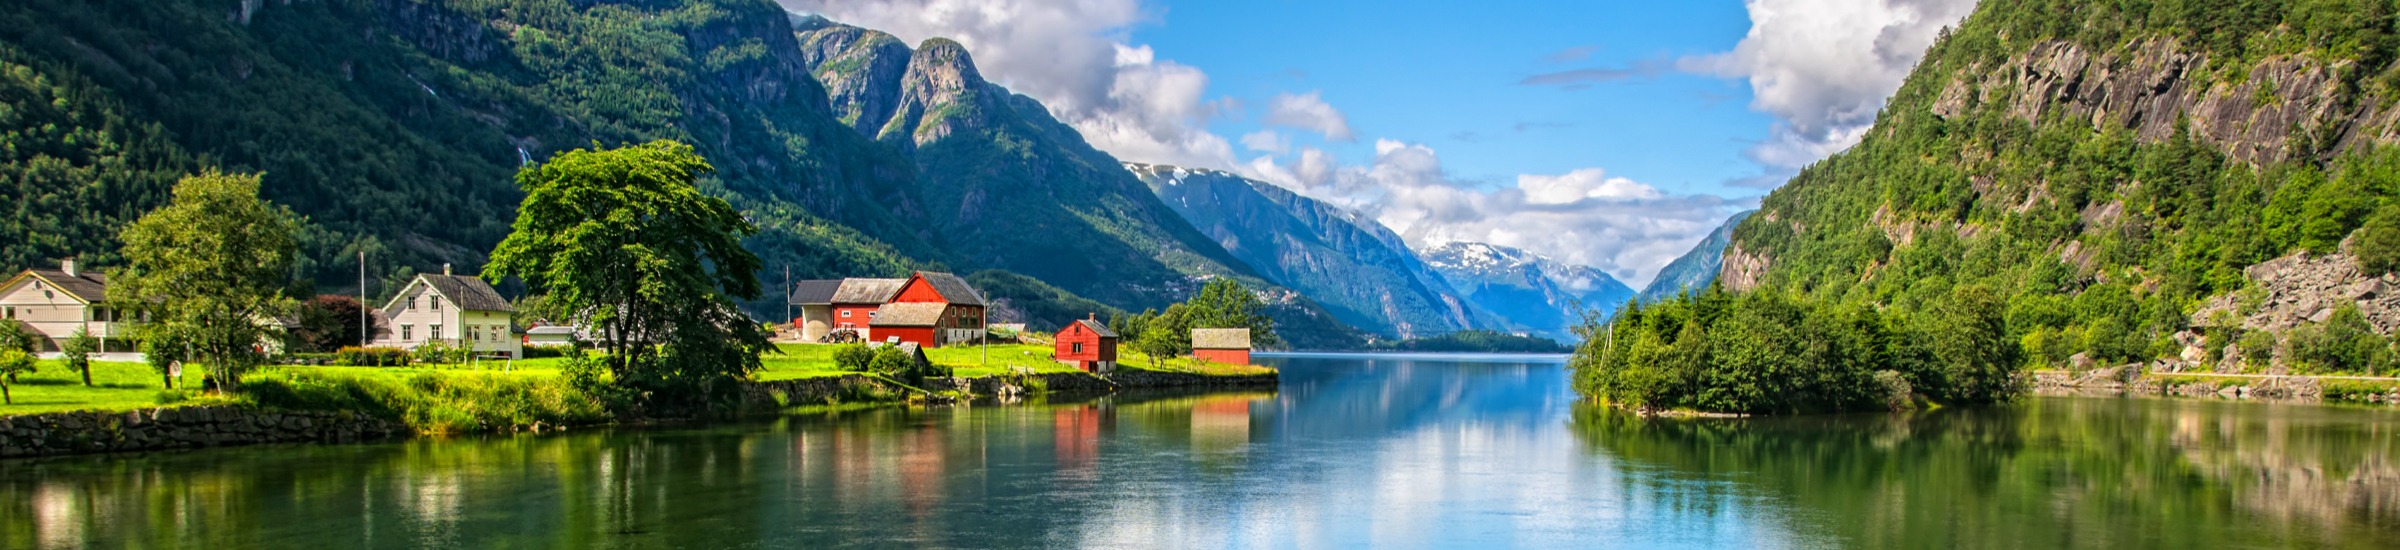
[1417,242,1634,340]
[1123,163,1510,338]
[789,17,1265,310]
[1714,0,2400,371]
[787,17,1367,348]
[1637,211,1753,303]
[0,0,1373,346]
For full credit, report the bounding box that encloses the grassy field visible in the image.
[0,360,215,416]
[0,342,1274,417]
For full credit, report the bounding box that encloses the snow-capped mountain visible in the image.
[1126,163,1512,338]
[1417,242,1636,340]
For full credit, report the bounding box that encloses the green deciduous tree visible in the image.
[139,325,188,389]
[0,348,33,404]
[61,325,96,387]
[485,141,770,412]
[1182,278,1281,348]
[111,171,299,393]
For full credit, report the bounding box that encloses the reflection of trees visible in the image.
[1572,397,2400,549]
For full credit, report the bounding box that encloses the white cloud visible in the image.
[1260,91,1357,142]
[1240,130,1289,155]
[1241,141,1743,286]
[1686,0,1976,181]
[780,0,1242,169]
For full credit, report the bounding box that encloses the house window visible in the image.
[92,307,109,322]
[431,324,443,340]
[433,299,442,312]
[469,326,480,342]
[1072,342,1084,354]
[4,307,12,319]
[402,325,413,340]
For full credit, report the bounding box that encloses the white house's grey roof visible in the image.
[422,275,515,312]
[1192,328,1251,350]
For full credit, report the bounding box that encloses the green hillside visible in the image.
[1718,0,2400,372]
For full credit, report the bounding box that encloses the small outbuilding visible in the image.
[1054,315,1118,372]
[787,279,845,341]
[1192,328,1252,365]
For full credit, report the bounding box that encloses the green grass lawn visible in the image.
[0,343,1275,417]
[0,360,214,416]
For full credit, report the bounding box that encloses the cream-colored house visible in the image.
[370,266,521,359]
[0,259,140,354]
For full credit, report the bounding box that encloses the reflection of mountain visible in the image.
[1251,354,1573,441]
[1573,397,2400,547]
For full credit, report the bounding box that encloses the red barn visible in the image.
[867,272,987,347]
[1054,315,1118,372]
[1192,328,1252,365]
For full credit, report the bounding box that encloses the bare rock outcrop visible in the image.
[2193,252,2400,335]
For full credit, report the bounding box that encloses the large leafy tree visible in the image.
[486,140,770,411]
[1183,278,1282,348]
[111,171,298,393]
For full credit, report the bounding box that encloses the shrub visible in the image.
[519,345,574,359]
[2238,329,2276,370]
[242,369,607,433]
[833,344,874,371]
[868,345,910,374]
[335,346,413,367]
[2356,205,2400,276]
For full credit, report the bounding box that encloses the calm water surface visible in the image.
[5,353,2399,548]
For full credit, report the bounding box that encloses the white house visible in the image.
[370,266,521,359]
[0,259,140,355]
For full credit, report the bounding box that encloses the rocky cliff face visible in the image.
[1418,242,1633,340]
[1925,37,2390,166]
[793,18,911,136]
[1125,163,1509,338]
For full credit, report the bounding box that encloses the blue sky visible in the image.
[1133,0,1764,197]
[777,0,1978,286]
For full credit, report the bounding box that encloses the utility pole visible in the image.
[783,265,791,337]
[359,250,369,348]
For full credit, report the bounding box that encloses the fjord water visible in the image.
[4,354,2398,549]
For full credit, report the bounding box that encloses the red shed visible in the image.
[1192,328,1252,365]
[1054,316,1118,371]
[828,278,905,340]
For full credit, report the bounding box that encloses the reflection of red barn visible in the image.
[1054,315,1118,372]
[1192,328,1252,365]
[867,272,987,347]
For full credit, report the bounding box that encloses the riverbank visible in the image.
[2023,369,2400,404]
[0,361,1277,459]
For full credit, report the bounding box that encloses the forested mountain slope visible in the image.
[789,18,1262,310]
[1125,163,1512,338]
[0,0,1370,345]
[0,0,926,296]
[1718,0,2400,373]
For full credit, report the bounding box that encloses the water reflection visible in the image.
[3,354,2397,548]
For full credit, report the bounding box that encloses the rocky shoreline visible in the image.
[4,369,1278,460]
[2022,369,2400,404]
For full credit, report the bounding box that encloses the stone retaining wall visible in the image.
[0,406,408,459]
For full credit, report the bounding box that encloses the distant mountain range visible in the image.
[1125,163,1512,339]
[1637,211,1753,303]
[1416,242,1635,340]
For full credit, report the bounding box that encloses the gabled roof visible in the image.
[868,302,949,327]
[423,275,516,312]
[6,269,110,303]
[385,274,515,313]
[1192,328,1252,349]
[790,279,844,305]
[1070,319,1119,338]
[831,278,906,304]
[915,272,986,306]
